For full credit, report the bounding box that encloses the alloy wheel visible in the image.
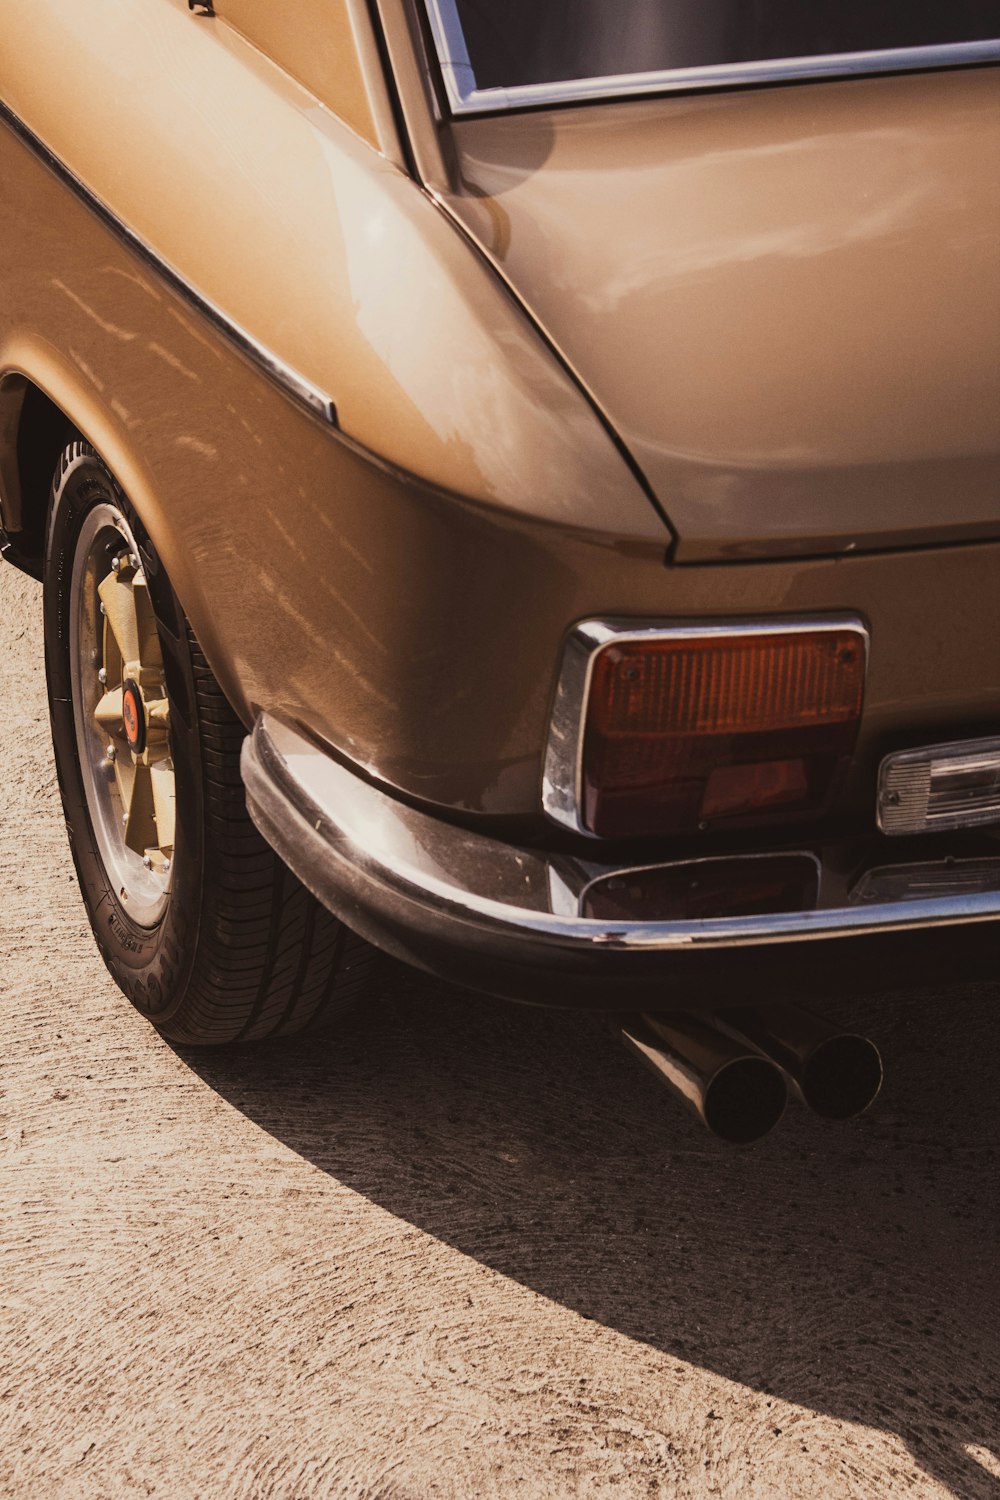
[69,503,175,927]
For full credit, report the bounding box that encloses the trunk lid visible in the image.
[445,68,1000,560]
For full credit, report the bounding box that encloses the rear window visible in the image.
[426,0,999,106]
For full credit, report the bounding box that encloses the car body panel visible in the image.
[441,67,1000,561]
[3,87,998,825]
[0,0,662,536]
[211,0,383,150]
[0,100,663,815]
[0,0,998,848]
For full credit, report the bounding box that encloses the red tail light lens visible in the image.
[581,626,866,838]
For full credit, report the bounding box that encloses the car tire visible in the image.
[43,441,381,1044]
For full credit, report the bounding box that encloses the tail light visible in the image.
[544,620,867,839]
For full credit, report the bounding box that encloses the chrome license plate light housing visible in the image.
[877,736,1000,835]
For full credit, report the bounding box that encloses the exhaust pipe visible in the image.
[718,1003,883,1120]
[621,1012,787,1144]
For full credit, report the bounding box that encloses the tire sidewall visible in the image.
[44,445,203,1024]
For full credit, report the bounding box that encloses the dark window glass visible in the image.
[450,1,998,92]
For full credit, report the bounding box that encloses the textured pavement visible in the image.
[2,561,998,1499]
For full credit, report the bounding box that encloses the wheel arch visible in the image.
[0,359,224,706]
[0,373,78,577]
[0,360,152,564]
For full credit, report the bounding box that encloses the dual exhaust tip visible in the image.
[622,1004,883,1144]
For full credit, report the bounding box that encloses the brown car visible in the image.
[1,2,999,1139]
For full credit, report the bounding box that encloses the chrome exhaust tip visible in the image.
[621,1012,787,1144]
[719,1003,883,1121]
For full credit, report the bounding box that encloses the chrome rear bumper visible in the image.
[241,715,1000,1007]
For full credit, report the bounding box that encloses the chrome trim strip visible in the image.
[242,714,1000,965]
[417,9,1000,117]
[541,616,870,838]
[0,98,338,427]
[421,0,478,106]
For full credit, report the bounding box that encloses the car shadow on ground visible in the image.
[183,966,1000,1499]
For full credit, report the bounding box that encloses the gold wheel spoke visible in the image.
[93,687,125,734]
[144,695,172,759]
[98,572,141,666]
[101,618,123,690]
[75,506,175,919]
[131,577,163,675]
[122,762,158,855]
[113,754,135,819]
[149,761,176,856]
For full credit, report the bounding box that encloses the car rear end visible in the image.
[244,0,1000,1015]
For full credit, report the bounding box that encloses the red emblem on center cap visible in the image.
[121,681,146,753]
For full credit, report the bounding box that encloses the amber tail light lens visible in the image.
[581,627,866,838]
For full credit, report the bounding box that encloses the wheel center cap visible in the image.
[122,680,147,753]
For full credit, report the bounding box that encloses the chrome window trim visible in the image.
[541,616,871,837]
[0,99,338,428]
[418,4,1000,117]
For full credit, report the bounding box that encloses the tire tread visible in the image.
[46,441,382,1047]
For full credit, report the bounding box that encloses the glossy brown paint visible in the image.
[439,70,1000,561]
[1,1,998,826]
[211,0,382,149]
[0,0,659,533]
[0,104,661,815]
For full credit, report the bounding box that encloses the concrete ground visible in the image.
[1,561,998,1500]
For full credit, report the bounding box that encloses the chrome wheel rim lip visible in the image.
[69,502,174,928]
